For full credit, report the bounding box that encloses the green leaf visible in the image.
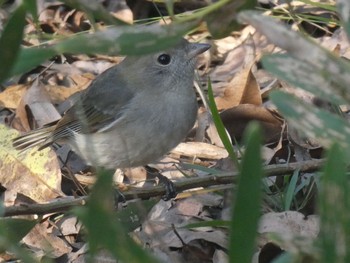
[11,47,56,78]
[0,201,4,216]
[183,220,230,229]
[206,0,256,38]
[319,143,350,263]
[12,21,199,76]
[284,170,299,211]
[207,78,239,167]
[116,199,157,232]
[165,0,175,17]
[179,162,223,174]
[229,123,263,262]
[61,0,128,26]
[270,91,350,155]
[337,0,350,40]
[0,218,38,262]
[238,11,350,99]
[0,218,37,250]
[0,4,26,83]
[299,0,337,12]
[55,21,199,55]
[23,0,38,23]
[262,54,348,105]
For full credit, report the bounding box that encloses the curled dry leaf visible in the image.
[220,104,283,143]
[215,62,261,110]
[0,124,62,203]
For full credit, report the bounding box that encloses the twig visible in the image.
[3,159,325,217]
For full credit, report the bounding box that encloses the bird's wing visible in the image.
[51,72,135,140]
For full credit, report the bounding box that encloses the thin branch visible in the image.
[3,159,325,217]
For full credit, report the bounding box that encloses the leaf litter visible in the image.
[0,0,343,261]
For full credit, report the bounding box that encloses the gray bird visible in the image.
[13,39,210,169]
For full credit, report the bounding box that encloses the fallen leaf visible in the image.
[0,124,63,203]
[0,84,28,109]
[14,79,61,131]
[215,63,261,110]
[220,104,283,143]
[171,142,228,160]
[258,211,319,238]
[23,221,72,258]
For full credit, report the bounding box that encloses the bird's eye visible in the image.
[157,54,171,65]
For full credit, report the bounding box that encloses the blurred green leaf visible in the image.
[62,0,128,26]
[300,0,337,12]
[229,122,263,262]
[74,169,158,262]
[270,91,350,155]
[11,47,57,80]
[55,20,199,55]
[0,3,26,83]
[320,143,350,263]
[0,218,38,262]
[184,220,230,229]
[0,218,37,251]
[12,20,199,76]
[0,201,3,216]
[337,0,350,39]
[239,11,350,100]
[165,0,175,17]
[179,162,223,174]
[23,0,38,23]
[116,199,157,232]
[206,0,256,38]
[262,54,347,105]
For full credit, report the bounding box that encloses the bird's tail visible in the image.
[12,124,56,152]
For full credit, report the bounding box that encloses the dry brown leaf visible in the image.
[0,74,91,120]
[220,104,283,143]
[45,84,84,104]
[215,62,261,110]
[0,84,29,109]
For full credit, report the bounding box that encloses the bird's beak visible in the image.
[188,43,211,59]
